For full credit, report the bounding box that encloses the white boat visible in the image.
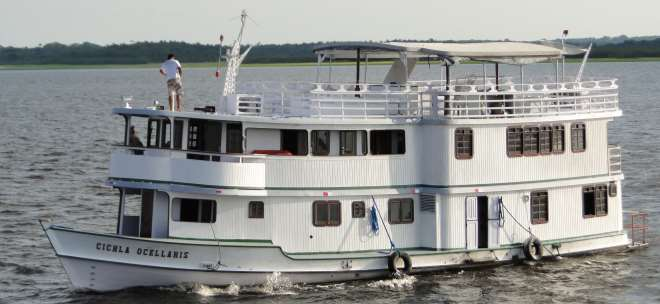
[42,14,648,291]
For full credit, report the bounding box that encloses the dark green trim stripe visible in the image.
[109,173,612,192]
[170,237,273,244]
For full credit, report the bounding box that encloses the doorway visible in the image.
[465,196,489,249]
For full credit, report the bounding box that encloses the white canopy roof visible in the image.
[314,41,586,64]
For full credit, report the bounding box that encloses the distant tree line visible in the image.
[1,37,659,65]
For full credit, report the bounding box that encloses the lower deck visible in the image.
[115,176,623,255]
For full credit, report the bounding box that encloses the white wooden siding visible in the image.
[440,183,622,249]
[422,120,610,187]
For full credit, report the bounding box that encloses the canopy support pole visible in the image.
[495,63,500,91]
[445,64,450,90]
[356,48,361,85]
[364,55,368,83]
[316,54,324,83]
[400,52,409,83]
[555,59,560,85]
[116,188,125,235]
[482,63,487,91]
[328,55,333,82]
[444,64,451,116]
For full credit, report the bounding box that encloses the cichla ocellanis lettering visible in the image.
[95,242,189,259]
[136,247,189,259]
[96,242,130,254]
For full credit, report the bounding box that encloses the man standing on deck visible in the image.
[159,53,183,111]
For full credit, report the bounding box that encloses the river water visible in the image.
[0,62,659,303]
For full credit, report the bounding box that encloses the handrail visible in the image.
[114,145,266,164]
[228,79,619,120]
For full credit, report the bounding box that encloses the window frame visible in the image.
[225,122,243,154]
[370,129,406,155]
[173,198,217,223]
[583,185,608,218]
[312,200,341,227]
[523,126,540,156]
[339,131,358,156]
[388,198,414,224]
[571,123,586,153]
[539,125,552,155]
[530,191,549,224]
[311,130,331,156]
[507,126,524,157]
[351,201,366,218]
[551,124,565,154]
[280,129,309,156]
[248,201,264,219]
[455,128,473,160]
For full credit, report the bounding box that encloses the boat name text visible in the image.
[96,242,189,259]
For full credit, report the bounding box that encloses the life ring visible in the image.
[523,236,543,261]
[387,251,413,275]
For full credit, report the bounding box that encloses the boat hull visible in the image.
[42,223,631,291]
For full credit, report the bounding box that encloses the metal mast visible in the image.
[222,10,253,97]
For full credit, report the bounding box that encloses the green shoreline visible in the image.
[1,57,659,70]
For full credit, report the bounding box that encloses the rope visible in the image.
[371,195,397,252]
[498,196,557,257]
[208,222,223,269]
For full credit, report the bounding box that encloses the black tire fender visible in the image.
[387,251,413,275]
[523,236,543,261]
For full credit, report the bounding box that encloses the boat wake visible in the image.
[366,274,417,290]
[167,272,299,297]
[192,282,241,297]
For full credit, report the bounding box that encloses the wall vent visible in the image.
[420,193,436,213]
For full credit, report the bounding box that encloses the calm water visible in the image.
[1,62,659,303]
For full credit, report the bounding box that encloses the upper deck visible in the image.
[213,41,620,122]
[229,77,619,121]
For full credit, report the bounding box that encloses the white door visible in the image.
[488,197,501,248]
[465,196,478,249]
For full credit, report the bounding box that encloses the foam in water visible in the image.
[367,275,417,290]
[192,282,240,297]
[254,271,298,295]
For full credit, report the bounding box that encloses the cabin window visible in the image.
[147,119,160,148]
[173,120,184,149]
[551,125,565,153]
[248,201,264,218]
[530,191,548,224]
[313,200,341,226]
[187,119,222,153]
[311,130,331,156]
[455,128,473,159]
[174,198,216,223]
[370,130,405,155]
[539,126,552,154]
[583,185,608,217]
[609,181,618,197]
[352,201,366,218]
[187,121,201,150]
[507,127,524,157]
[571,123,586,153]
[281,130,308,155]
[523,127,539,156]
[226,123,243,153]
[388,198,414,224]
[340,131,357,156]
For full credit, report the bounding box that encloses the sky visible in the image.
[0,0,658,47]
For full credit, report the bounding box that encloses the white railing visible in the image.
[232,79,619,120]
[608,145,622,175]
[117,146,266,164]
